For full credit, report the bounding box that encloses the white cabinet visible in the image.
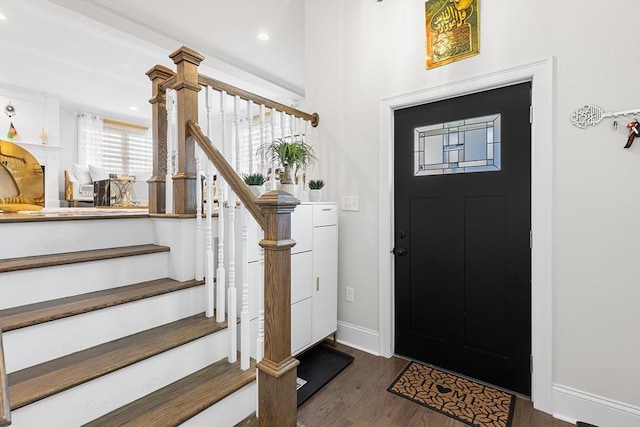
[233,202,337,357]
[290,202,338,355]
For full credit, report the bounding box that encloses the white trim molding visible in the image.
[552,384,640,426]
[336,321,380,356]
[378,57,556,414]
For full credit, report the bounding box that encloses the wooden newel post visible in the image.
[256,190,300,427]
[146,65,174,214]
[169,46,203,214]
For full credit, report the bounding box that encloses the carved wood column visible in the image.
[256,190,300,427]
[145,65,174,214]
[169,46,203,214]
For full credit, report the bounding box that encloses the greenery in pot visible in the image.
[308,179,324,202]
[308,179,325,190]
[243,172,267,197]
[258,137,317,184]
[243,173,266,186]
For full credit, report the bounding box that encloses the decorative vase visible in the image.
[309,189,322,202]
[281,164,294,184]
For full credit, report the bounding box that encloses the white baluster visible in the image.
[247,99,253,174]
[201,87,216,317]
[281,111,287,141]
[228,94,239,363]
[259,104,266,177]
[165,89,175,214]
[205,161,215,317]
[256,230,265,362]
[227,201,237,363]
[270,107,276,191]
[240,207,250,370]
[298,117,306,196]
[220,91,227,157]
[234,95,241,171]
[195,155,204,281]
[216,179,226,323]
[217,90,227,324]
[205,86,213,137]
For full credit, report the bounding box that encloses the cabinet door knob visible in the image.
[316,277,320,290]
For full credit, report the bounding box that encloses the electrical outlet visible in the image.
[345,286,355,302]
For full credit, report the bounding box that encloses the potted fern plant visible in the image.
[308,179,325,202]
[258,137,316,197]
[243,172,266,197]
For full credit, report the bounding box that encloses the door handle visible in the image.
[392,247,407,256]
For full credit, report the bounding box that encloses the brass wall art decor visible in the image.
[425,0,480,69]
[0,139,44,211]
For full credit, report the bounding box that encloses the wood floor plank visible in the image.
[0,244,170,273]
[7,313,226,409]
[237,343,573,427]
[83,358,255,427]
[0,278,204,331]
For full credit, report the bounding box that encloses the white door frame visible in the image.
[377,57,555,413]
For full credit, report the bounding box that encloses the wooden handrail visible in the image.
[159,74,176,91]
[198,74,319,127]
[187,120,267,230]
[0,331,11,426]
[160,72,319,127]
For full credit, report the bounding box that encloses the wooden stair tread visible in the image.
[83,358,256,427]
[0,244,170,273]
[8,313,226,410]
[0,278,204,332]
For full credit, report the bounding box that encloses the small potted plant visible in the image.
[308,179,325,202]
[243,172,266,197]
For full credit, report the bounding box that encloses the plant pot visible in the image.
[281,164,294,184]
[309,189,322,202]
[248,185,264,198]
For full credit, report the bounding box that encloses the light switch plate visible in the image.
[341,196,359,211]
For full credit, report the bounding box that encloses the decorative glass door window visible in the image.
[414,114,501,176]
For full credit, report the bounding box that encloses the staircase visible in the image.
[0,213,256,426]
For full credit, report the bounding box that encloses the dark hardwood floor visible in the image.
[238,343,573,427]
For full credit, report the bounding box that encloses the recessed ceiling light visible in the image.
[257,32,269,41]
[129,106,138,111]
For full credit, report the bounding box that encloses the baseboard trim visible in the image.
[336,321,380,356]
[552,383,640,426]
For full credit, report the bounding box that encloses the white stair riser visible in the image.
[1,218,154,258]
[0,253,170,309]
[9,330,230,427]
[5,286,205,372]
[181,382,257,427]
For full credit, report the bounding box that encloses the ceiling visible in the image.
[0,0,306,123]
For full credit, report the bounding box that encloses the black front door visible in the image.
[394,82,532,396]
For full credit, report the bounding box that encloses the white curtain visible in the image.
[77,113,104,166]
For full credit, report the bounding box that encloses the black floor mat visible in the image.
[296,344,354,406]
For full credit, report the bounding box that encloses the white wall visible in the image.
[303,0,639,421]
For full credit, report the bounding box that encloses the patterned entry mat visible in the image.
[387,361,515,427]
